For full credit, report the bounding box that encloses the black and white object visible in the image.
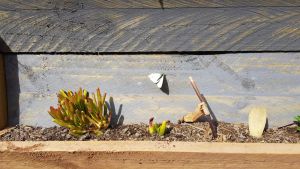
[148,73,165,89]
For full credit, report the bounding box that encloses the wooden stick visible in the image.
[189,76,203,102]
[278,122,296,129]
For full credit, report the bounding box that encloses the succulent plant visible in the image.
[294,115,300,132]
[48,88,112,136]
[148,117,169,136]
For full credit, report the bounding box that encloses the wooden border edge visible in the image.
[1,141,300,154]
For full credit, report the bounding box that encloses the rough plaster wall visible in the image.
[5,53,300,127]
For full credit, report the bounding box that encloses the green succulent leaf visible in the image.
[294,115,300,122]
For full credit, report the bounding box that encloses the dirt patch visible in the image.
[0,122,299,143]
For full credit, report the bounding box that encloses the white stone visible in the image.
[249,107,267,138]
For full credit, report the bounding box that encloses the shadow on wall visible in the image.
[106,97,124,128]
[0,38,20,126]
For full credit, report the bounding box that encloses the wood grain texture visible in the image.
[1,141,300,169]
[0,55,7,129]
[0,7,300,52]
[1,0,300,10]
[5,53,300,126]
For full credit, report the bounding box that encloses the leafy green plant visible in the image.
[148,117,169,136]
[294,115,300,132]
[48,88,112,136]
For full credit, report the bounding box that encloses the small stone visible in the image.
[79,133,91,141]
[66,134,72,139]
[104,130,110,135]
[40,128,46,133]
[134,132,141,137]
[239,133,246,139]
[249,107,267,138]
[24,126,33,132]
[127,132,132,136]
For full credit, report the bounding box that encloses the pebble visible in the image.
[104,130,110,135]
[134,133,141,137]
[63,128,69,133]
[239,133,246,139]
[66,134,72,139]
[24,126,33,132]
[40,128,46,133]
[79,133,91,141]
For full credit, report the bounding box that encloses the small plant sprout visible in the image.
[294,115,300,132]
[48,88,112,136]
[148,117,169,136]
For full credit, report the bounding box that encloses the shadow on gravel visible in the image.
[201,94,218,139]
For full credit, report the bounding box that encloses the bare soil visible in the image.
[0,122,299,143]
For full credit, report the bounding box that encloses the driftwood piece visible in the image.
[182,101,211,122]
[182,103,205,123]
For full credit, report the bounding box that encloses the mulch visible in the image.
[1,121,299,143]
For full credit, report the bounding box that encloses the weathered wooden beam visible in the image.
[5,53,300,127]
[0,7,300,52]
[0,0,300,10]
[0,54,7,129]
[0,141,300,169]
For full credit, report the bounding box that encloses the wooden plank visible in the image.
[1,0,300,10]
[5,53,300,127]
[0,7,300,52]
[0,54,7,129]
[0,141,300,169]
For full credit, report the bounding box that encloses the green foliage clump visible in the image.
[294,115,300,132]
[48,88,112,136]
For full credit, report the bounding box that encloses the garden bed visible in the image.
[1,121,299,143]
